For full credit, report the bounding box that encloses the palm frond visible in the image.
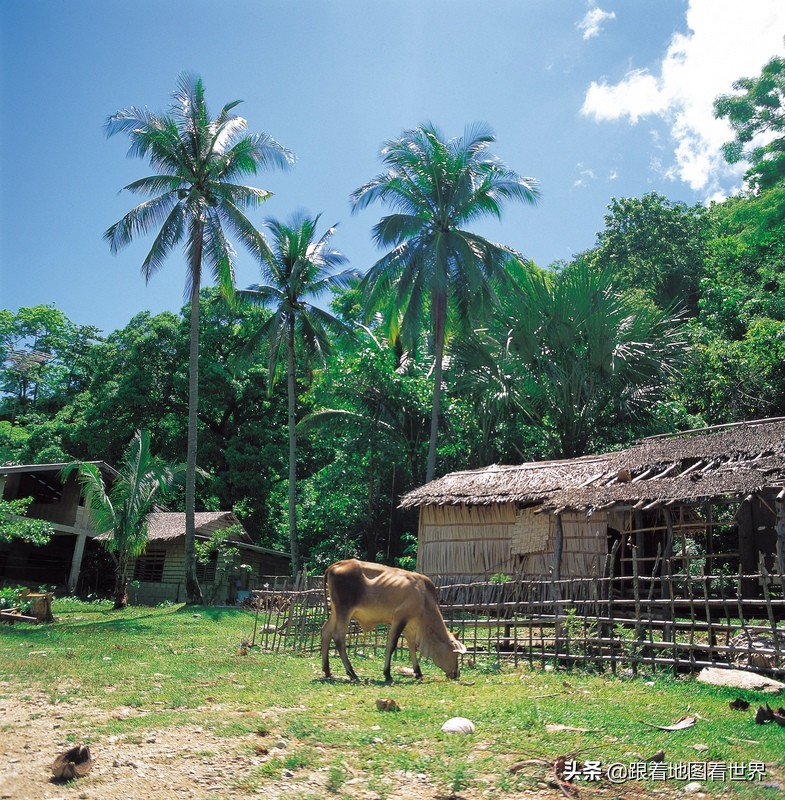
[201,212,237,298]
[138,201,188,283]
[104,192,180,254]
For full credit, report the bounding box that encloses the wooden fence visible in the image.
[245,569,785,676]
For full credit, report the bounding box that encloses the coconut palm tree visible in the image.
[62,430,182,609]
[352,122,539,482]
[104,73,294,603]
[239,213,357,574]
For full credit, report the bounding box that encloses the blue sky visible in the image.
[2,0,785,337]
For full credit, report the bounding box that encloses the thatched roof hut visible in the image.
[401,418,785,594]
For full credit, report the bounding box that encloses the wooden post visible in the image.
[607,537,620,674]
[737,496,758,597]
[552,512,564,584]
[631,544,642,676]
[661,508,674,648]
[775,498,785,590]
[759,555,781,670]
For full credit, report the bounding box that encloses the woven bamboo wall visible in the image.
[417,503,517,576]
[417,504,608,581]
[522,511,608,579]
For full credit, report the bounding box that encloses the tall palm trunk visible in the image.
[114,551,130,610]
[426,290,448,483]
[287,316,300,576]
[185,221,204,605]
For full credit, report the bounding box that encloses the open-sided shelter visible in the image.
[0,462,118,591]
[401,418,785,599]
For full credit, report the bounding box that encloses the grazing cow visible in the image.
[321,559,466,682]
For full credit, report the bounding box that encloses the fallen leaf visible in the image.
[545,723,596,733]
[755,704,775,725]
[641,715,696,731]
[729,698,750,711]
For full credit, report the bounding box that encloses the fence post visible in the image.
[607,537,620,674]
[759,555,782,671]
[632,544,641,676]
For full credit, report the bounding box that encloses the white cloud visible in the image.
[578,6,616,40]
[580,0,785,196]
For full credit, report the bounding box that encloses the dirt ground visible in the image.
[0,684,557,800]
[1,683,716,800]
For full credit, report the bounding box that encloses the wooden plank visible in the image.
[0,611,38,623]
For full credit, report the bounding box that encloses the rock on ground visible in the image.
[696,667,784,693]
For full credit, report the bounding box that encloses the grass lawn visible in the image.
[1,599,783,799]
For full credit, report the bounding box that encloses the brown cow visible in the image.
[321,559,466,682]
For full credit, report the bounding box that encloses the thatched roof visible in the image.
[146,512,242,541]
[97,511,243,542]
[400,418,785,513]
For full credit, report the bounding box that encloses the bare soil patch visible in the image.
[1,687,580,800]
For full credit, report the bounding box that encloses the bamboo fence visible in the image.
[246,562,785,676]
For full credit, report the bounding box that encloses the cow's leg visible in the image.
[384,619,407,683]
[331,613,358,681]
[406,638,423,680]
[321,617,335,679]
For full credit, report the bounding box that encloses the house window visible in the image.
[133,549,166,582]
[196,550,217,583]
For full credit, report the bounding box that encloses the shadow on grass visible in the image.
[174,604,251,621]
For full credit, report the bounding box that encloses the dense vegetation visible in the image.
[3,59,785,573]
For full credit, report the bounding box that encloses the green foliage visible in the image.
[593,193,709,313]
[0,585,32,613]
[715,54,785,190]
[0,497,53,545]
[454,256,686,457]
[0,305,102,417]
[299,332,432,561]
[194,524,252,605]
[353,121,539,481]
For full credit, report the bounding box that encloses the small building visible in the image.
[0,462,117,591]
[401,418,785,599]
[125,511,290,605]
[0,464,290,603]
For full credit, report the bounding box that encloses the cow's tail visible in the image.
[322,567,331,617]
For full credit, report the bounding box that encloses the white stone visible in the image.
[441,717,475,734]
[683,781,703,794]
[696,667,784,693]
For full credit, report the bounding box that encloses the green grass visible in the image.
[1,598,783,798]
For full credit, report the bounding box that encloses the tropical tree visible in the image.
[714,54,785,191]
[62,430,183,609]
[298,330,432,560]
[104,72,294,603]
[239,213,356,573]
[454,257,687,458]
[592,193,709,314]
[351,122,539,482]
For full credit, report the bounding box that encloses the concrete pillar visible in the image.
[68,533,87,592]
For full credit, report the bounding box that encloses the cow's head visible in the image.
[431,630,467,680]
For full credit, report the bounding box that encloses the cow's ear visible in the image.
[451,637,468,654]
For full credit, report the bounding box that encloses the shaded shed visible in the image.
[401,418,785,597]
[121,511,290,605]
